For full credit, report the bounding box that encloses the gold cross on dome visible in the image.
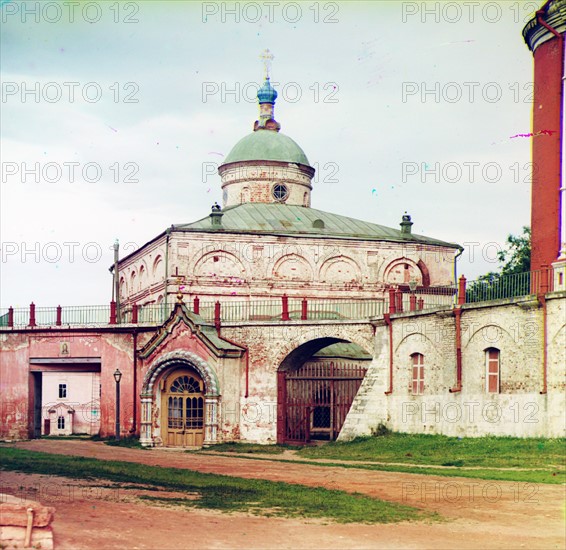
[259,49,274,79]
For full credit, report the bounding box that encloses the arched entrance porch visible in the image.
[140,351,220,447]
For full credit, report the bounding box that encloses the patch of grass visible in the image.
[305,459,565,484]
[197,442,299,455]
[96,483,161,492]
[137,495,198,506]
[41,435,92,440]
[103,437,147,449]
[211,454,565,485]
[0,447,431,524]
[370,423,391,437]
[88,434,148,449]
[297,433,566,470]
[441,460,465,467]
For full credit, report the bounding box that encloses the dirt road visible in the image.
[1,440,564,550]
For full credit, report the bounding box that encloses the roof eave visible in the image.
[170,225,462,250]
[110,229,169,272]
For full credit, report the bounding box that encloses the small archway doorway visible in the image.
[140,351,220,448]
[161,368,205,447]
[277,339,371,444]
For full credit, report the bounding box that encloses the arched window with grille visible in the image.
[411,353,424,395]
[485,348,500,393]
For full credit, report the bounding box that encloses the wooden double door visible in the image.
[161,369,204,447]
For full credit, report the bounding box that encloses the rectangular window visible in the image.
[411,354,424,395]
[486,349,500,393]
[58,384,67,399]
[57,416,65,430]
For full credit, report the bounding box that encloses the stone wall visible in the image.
[0,333,31,439]
[339,291,566,439]
[221,320,375,443]
[2,293,563,444]
[0,330,155,440]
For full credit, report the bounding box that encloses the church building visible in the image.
[115,75,460,312]
[108,72,462,447]
[1,2,565,446]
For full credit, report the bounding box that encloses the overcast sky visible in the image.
[1,1,539,308]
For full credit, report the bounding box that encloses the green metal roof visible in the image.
[173,202,461,248]
[222,130,311,166]
[312,343,372,360]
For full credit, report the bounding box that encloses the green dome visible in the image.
[222,130,311,166]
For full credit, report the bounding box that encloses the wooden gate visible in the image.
[277,361,367,444]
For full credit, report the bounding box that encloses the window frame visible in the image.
[411,353,425,395]
[58,383,67,399]
[272,183,289,202]
[485,348,500,394]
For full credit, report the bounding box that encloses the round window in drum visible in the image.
[272,183,289,202]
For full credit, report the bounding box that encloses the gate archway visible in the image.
[277,339,371,444]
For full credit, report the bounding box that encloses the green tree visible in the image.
[467,227,531,302]
[497,226,531,276]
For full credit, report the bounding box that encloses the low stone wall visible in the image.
[340,292,566,440]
